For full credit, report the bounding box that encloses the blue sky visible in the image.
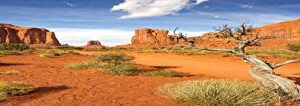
[0,0,299,46]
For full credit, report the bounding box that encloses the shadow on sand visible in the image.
[287,76,300,85]
[150,66,180,70]
[0,63,29,66]
[0,86,70,104]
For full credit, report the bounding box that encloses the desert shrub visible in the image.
[0,81,33,100]
[66,53,183,77]
[103,63,140,76]
[288,44,300,52]
[39,51,65,58]
[65,62,105,70]
[0,51,18,56]
[143,70,179,77]
[56,46,83,51]
[94,53,135,64]
[248,49,300,59]
[0,70,18,75]
[158,80,279,106]
[0,43,29,51]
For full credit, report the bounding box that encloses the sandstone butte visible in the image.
[83,40,105,48]
[0,23,61,46]
[131,18,300,49]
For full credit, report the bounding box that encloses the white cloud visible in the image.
[49,28,207,46]
[241,4,253,9]
[63,1,76,7]
[111,0,208,19]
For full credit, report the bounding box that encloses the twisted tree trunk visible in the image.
[205,23,300,101]
[245,55,300,100]
[205,41,300,101]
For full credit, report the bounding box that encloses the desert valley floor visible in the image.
[0,51,299,106]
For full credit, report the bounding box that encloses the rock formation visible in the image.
[0,23,61,46]
[131,28,192,47]
[194,18,300,49]
[131,28,170,46]
[84,40,104,48]
[132,19,300,49]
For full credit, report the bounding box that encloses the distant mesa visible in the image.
[131,18,300,49]
[0,23,61,46]
[131,28,194,47]
[84,40,105,48]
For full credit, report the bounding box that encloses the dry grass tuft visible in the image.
[158,80,280,106]
[0,81,33,100]
[66,53,183,77]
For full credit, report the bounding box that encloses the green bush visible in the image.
[65,62,105,70]
[104,63,140,76]
[158,80,279,106]
[143,70,179,77]
[0,81,33,100]
[288,44,300,52]
[0,51,18,56]
[39,52,64,58]
[66,53,182,77]
[56,46,83,51]
[94,53,135,64]
[0,43,29,51]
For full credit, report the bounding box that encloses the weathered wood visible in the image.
[208,23,300,101]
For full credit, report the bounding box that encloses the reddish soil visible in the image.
[0,52,299,105]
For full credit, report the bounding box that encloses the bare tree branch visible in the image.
[211,23,300,100]
[272,59,300,69]
[173,27,179,36]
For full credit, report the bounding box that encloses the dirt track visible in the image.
[0,52,299,105]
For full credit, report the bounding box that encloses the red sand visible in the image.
[0,52,299,105]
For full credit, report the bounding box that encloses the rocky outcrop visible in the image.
[0,23,61,46]
[84,40,104,48]
[131,19,300,49]
[131,28,170,46]
[196,18,300,49]
[131,28,192,47]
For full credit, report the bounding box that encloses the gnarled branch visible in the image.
[272,59,300,69]
[209,23,300,101]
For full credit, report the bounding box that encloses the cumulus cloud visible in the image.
[111,0,208,19]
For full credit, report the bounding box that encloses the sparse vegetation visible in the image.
[56,46,84,51]
[0,51,19,56]
[103,63,140,76]
[39,51,65,58]
[0,81,33,100]
[288,44,300,52]
[0,43,29,56]
[65,62,105,70]
[143,70,179,77]
[248,49,300,59]
[0,70,18,75]
[66,53,182,77]
[158,80,280,106]
[0,43,29,51]
[94,53,135,64]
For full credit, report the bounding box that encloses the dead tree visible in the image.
[206,23,300,101]
[173,27,186,39]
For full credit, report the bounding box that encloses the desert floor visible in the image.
[0,52,299,106]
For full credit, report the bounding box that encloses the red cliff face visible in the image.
[0,24,61,46]
[254,19,300,48]
[131,28,191,47]
[196,18,300,49]
[130,19,300,49]
[131,28,170,46]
